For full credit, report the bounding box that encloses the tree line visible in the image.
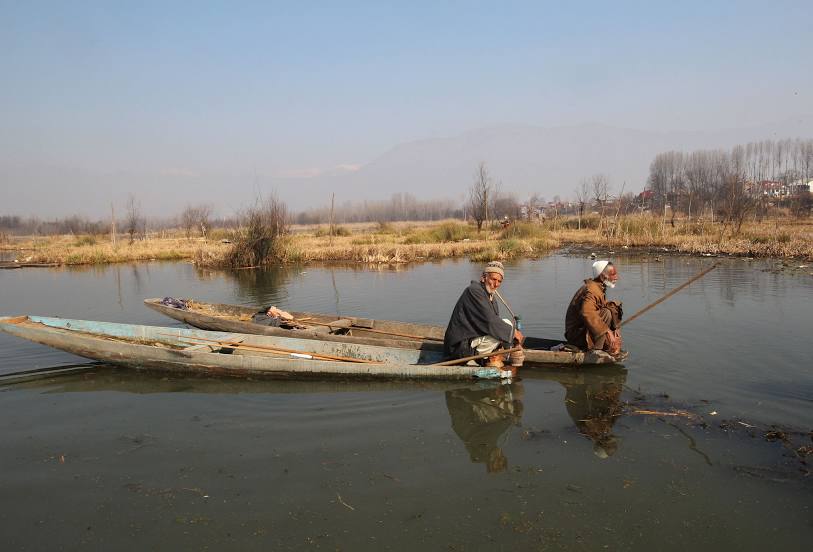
[646,138,813,230]
[294,193,463,224]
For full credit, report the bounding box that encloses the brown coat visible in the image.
[565,278,612,349]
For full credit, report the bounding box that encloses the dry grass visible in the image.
[7,216,812,267]
[11,234,229,266]
[548,215,813,258]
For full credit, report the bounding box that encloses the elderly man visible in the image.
[444,261,523,368]
[565,260,624,357]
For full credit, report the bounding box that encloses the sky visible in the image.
[1,0,811,217]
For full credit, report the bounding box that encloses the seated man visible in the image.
[443,261,523,368]
[565,260,624,357]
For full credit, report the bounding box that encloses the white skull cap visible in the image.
[592,260,610,278]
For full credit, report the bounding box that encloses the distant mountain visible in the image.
[286,116,813,209]
[2,117,811,217]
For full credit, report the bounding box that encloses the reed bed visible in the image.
[7,216,811,267]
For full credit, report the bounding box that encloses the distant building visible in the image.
[789,179,812,195]
[751,180,784,197]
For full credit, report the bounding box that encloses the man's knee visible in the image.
[470,335,500,355]
[599,308,622,331]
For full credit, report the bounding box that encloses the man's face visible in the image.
[482,272,503,293]
[604,266,619,287]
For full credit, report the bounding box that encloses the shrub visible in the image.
[73,235,97,246]
[376,221,395,234]
[225,194,289,268]
[469,247,499,262]
[500,222,547,240]
[404,222,473,244]
[315,225,350,237]
[561,215,600,230]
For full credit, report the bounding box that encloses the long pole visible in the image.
[494,290,517,320]
[432,345,523,367]
[621,263,718,327]
[166,334,380,364]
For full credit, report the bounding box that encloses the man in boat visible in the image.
[443,261,524,368]
[565,260,624,358]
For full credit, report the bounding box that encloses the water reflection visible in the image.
[221,265,298,306]
[446,367,628,470]
[445,382,524,473]
[560,369,625,458]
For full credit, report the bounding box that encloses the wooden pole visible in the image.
[621,263,718,327]
[112,203,116,243]
[329,192,335,245]
[431,345,523,367]
[169,334,380,364]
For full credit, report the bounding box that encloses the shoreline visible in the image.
[2,216,811,268]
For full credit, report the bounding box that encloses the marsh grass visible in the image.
[11,215,812,266]
[403,221,474,244]
[314,225,351,237]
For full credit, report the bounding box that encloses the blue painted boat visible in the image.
[0,316,509,381]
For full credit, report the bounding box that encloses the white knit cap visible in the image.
[592,260,610,278]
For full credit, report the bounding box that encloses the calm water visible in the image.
[1,255,811,550]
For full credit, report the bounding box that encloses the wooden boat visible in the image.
[144,298,621,365]
[0,315,511,381]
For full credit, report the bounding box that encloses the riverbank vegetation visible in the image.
[4,215,810,268]
[3,137,810,267]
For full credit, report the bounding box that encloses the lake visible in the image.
[1,254,811,550]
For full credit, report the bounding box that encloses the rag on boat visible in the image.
[160,297,189,310]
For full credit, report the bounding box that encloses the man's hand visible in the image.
[513,329,525,345]
[605,330,621,355]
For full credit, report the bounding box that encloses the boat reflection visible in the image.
[445,382,524,473]
[444,366,627,470]
[6,364,627,465]
[558,368,626,458]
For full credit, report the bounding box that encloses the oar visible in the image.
[163,334,380,364]
[431,345,523,367]
[621,262,719,327]
[347,326,444,342]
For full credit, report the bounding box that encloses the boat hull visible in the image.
[0,316,506,381]
[144,298,620,366]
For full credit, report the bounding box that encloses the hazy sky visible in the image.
[2,1,811,216]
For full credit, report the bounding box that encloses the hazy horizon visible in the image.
[2,1,811,218]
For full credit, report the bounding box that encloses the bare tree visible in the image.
[181,206,197,239]
[468,161,495,231]
[180,204,213,239]
[574,180,589,230]
[125,195,144,244]
[590,174,611,224]
[523,194,543,221]
[197,204,212,238]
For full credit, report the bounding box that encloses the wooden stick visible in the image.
[621,263,718,327]
[431,345,523,367]
[349,326,444,342]
[292,318,351,329]
[168,334,380,364]
[294,318,443,342]
[494,290,517,320]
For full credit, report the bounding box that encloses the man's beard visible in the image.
[604,280,616,289]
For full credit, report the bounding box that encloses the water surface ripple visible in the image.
[1,255,811,549]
